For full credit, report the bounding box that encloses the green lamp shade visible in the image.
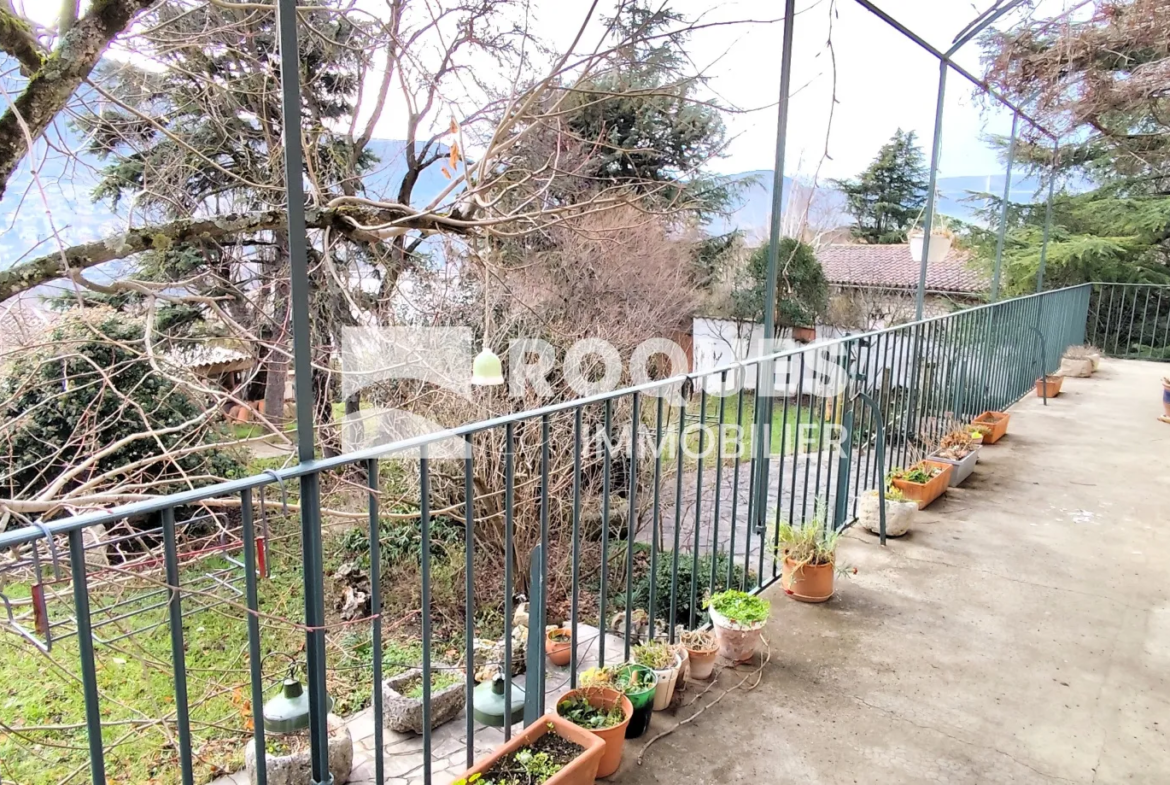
[472,675,525,727]
[263,678,333,734]
[471,349,504,386]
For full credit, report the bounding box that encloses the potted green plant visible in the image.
[382,667,465,734]
[630,640,684,711]
[546,627,572,667]
[706,589,771,662]
[579,664,656,740]
[888,461,952,508]
[449,712,606,785]
[555,685,633,778]
[857,485,917,537]
[931,428,979,486]
[776,506,841,602]
[680,628,718,680]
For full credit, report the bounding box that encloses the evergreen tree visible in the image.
[833,130,928,244]
[730,238,828,331]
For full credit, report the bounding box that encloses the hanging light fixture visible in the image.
[472,674,525,727]
[471,241,504,386]
[471,348,504,386]
[262,676,334,734]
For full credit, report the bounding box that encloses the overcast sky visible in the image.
[23,0,1066,182]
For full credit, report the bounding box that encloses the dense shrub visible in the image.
[1,310,243,518]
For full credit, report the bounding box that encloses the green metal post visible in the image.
[991,111,1019,302]
[916,60,947,319]
[752,0,796,540]
[1036,143,1058,293]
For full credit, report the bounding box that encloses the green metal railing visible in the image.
[0,283,1095,785]
[1087,283,1170,361]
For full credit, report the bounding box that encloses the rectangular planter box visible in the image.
[1035,375,1064,397]
[449,712,605,785]
[892,460,953,509]
[930,449,977,487]
[972,411,1009,444]
[383,668,465,734]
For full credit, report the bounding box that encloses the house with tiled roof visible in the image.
[816,243,988,327]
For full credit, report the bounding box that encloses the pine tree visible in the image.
[833,130,928,244]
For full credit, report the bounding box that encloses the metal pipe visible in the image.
[752,0,797,553]
[852,0,1058,140]
[275,1,331,781]
[69,528,106,785]
[991,111,1020,302]
[162,508,195,785]
[946,0,1030,56]
[916,60,947,320]
[1036,143,1059,293]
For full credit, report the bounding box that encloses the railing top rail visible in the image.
[0,283,1095,548]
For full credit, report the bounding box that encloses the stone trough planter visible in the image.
[857,490,917,537]
[382,668,466,734]
[244,714,353,785]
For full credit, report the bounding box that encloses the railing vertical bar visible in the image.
[1159,287,1170,357]
[669,392,686,642]
[742,382,757,578]
[788,352,805,531]
[878,331,894,481]
[364,461,383,785]
[690,384,708,629]
[420,445,433,784]
[463,444,475,769]
[710,371,728,596]
[1126,286,1141,354]
[161,508,194,785]
[772,358,791,578]
[1107,284,1118,352]
[503,423,515,740]
[599,399,612,666]
[800,352,816,525]
[727,376,746,590]
[241,490,268,785]
[539,413,550,716]
[623,396,637,659]
[811,378,829,527]
[648,396,664,643]
[68,527,106,785]
[570,409,582,687]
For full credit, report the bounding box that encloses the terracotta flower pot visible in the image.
[555,687,632,778]
[685,645,718,680]
[448,712,604,785]
[891,460,953,509]
[972,411,1009,444]
[547,628,572,667]
[791,326,816,343]
[708,606,766,663]
[781,557,835,603]
[1035,375,1064,398]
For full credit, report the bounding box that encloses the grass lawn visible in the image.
[0,507,426,785]
[654,391,835,470]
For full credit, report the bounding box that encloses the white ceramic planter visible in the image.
[857,490,916,537]
[244,714,353,785]
[708,606,766,663]
[931,449,978,486]
[909,233,952,263]
[1060,357,1093,377]
[649,650,684,711]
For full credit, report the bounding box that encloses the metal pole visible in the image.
[752,0,796,536]
[1036,143,1059,293]
[916,60,947,320]
[991,111,1019,302]
[275,1,331,782]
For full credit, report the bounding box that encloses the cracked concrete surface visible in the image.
[617,359,1170,785]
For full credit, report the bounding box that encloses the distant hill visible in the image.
[708,169,1047,242]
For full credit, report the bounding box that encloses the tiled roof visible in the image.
[816,244,988,294]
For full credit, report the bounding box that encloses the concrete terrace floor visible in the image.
[619,358,1170,785]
